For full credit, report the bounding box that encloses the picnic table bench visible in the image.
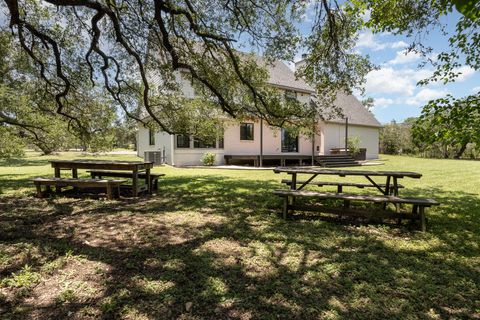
[32,178,125,200]
[87,170,165,191]
[272,189,439,231]
[281,179,405,194]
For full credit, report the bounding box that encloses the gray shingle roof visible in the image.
[251,56,315,93]
[325,92,381,127]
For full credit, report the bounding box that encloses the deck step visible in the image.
[314,154,360,168]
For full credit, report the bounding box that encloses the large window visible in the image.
[149,129,155,146]
[240,123,254,140]
[193,137,216,148]
[284,90,297,101]
[176,135,190,148]
[281,128,299,152]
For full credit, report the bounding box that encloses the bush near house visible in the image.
[201,152,216,166]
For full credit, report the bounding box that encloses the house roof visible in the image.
[324,92,381,127]
[252,56,315,93]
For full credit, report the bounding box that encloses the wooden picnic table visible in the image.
[273,167,422,196]
[50,160,154,197]
[272,167,435,230]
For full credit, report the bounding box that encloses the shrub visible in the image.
[201,152,216,166]
[347,136,361,155]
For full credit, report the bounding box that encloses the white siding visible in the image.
[136,126,173,161]
[223,120,321,156]
[173,149,225,166]
[322,122,379,159]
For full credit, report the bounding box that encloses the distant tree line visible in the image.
[380,114,480,159]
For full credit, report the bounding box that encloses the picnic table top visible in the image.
[50,159,153,170]
[273,167,422,178]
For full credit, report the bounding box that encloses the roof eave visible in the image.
[267,82,315,94]
[324,120,382,128]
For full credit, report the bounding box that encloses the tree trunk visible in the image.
[33,141,54,155]
[454,142,468,159]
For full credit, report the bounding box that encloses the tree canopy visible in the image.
[1,0,372,137]
[0,0,478,154]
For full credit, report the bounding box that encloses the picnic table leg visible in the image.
[54,167,61,194]
[146,168,151,195]
[392,177,399,196]
[419,206,426,232]
[132,168,138,197]
[290,173,297,190]
[382,176,391,210]
[392,176,401,215]
[289,173,297,214]
[71,168,79,192]
[106,183,113,200]
[35,183,43,198]
[410,204,418,227]
[283,196,289,219]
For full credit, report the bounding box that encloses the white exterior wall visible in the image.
[322,122,379,159]
[137,127,225,166]
[223,120,322,156]
[173,149,225,166]
[136,126,173,162]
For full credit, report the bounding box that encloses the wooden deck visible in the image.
[224,155,314,167]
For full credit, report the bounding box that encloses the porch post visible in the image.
[344,117,349,154]
[170,134,175,165]
[311,120,315,166]
[259,118,263,167]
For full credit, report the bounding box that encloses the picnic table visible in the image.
[273,167,422,196]
[272,167,438,231]
[50,160,154,197]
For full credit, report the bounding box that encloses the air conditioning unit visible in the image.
[144,150,165,165]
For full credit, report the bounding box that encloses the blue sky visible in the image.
[297,7,480,124]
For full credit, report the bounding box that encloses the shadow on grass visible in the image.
[0,174,479,319]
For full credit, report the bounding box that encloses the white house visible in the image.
[137,57,381,166]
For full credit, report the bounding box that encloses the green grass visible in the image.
[0,152,479,319]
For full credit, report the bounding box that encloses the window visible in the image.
[281,128,298,152]
[218,137,224,149]
[240,123,254,140]
[149,129,155,146]
[193,137,216,148]
[176,135,190,148]
[284,90,297,101]
[218,128,224,148]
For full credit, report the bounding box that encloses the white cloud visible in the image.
[391,41,409,49]
[356,31,386,51]
[472,86,480,93]
[388,50,421,65]
[365,67,416,96]
[356,31,408,51]
[364,67,436,97]
[451,65,475,82]
[405,88,449,106]
[375,97,394,109]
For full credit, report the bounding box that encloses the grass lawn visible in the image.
[0,152,479,319]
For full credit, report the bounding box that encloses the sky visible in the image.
[296,7,480,124]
